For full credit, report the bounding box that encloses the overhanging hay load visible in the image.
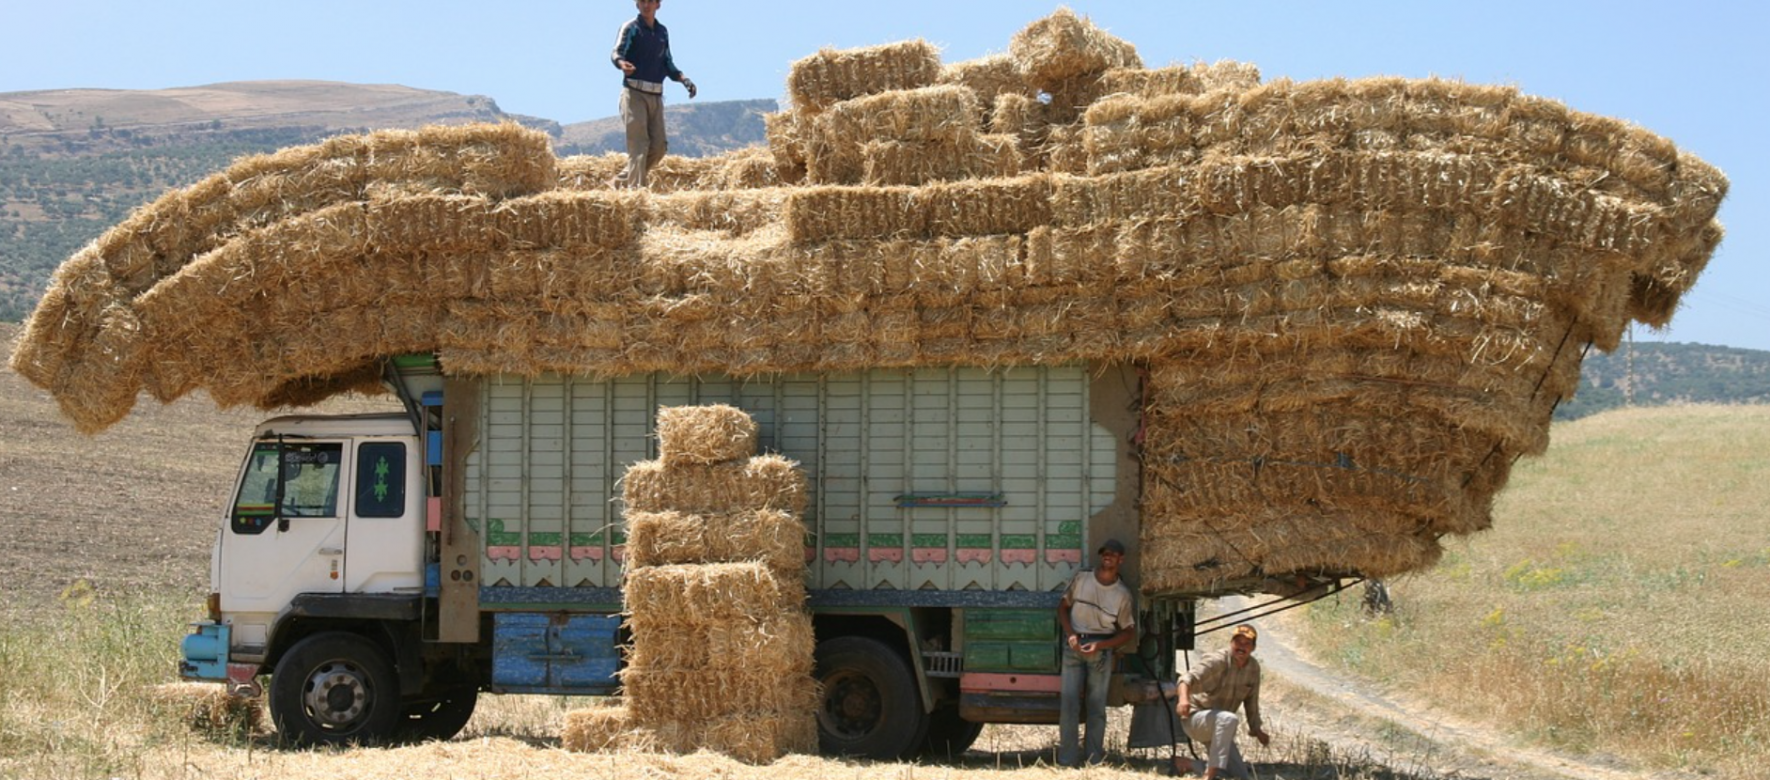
[11,10,1728,593]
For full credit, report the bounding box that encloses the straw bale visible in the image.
[561,704,633,753]
[700,711,820,765]
[556,153,629,190]
[1196,60,1263,93]
[787,39,942,112]
[655,404,760,465]
[1008,8,1142,89]
[1139,508,1444,594]
[624,563,806,623]
[938,53,1035,119]
[861,134,1023,185]
[625,509,807,573]
[622,667,820,724]
[148,682,263,736]
[786,176,1051,244]
[622,455,808,515]
[822,85,982,144]
[623,691,820,762]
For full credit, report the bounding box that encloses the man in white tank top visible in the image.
[1056,538,1137,767]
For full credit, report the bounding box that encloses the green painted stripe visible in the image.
[956,534,992,548]
[392,354,437,370]
[912,533,947,547]
[1057,520,1082,534]
[1000,534,1036,549]
[867,533,903,547]
[824,533,861,547]
[528,532,562,546]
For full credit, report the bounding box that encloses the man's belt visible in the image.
[624,77,665,94]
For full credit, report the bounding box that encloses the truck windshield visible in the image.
[231,441,345,534]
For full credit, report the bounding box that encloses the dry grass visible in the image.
[1297,404,1770,779]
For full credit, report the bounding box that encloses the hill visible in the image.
[1556,340,1770,419]
[0,80,771,322]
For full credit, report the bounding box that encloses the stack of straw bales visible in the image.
[9,10,1729,594]
[612,405,818,764]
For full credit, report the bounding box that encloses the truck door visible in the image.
[220,440,348,615]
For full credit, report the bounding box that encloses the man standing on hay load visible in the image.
[1056,538,1137,767]
[1174,624,1270,779]
[609,0,696,189]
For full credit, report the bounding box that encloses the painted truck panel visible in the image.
[463,365,1120,595]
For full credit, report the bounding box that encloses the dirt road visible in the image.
[1219,596,1683,780]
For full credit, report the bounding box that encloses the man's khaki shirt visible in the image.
[1182,646,1264,732]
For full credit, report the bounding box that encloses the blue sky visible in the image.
[4,1,1765,350]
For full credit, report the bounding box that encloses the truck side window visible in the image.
[229,442,344,534]
[355,442,406,518]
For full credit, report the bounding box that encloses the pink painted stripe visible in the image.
[1045,549,1081,565]
[570,546,604,562]
[529,546,562,562]
[1001,549,1037,565]
[426,497,442,533]
[869,548,904,563]
[960,672,1063,693]
[825,548,860,563]
[912,548,948,564]
[957,549,993,564]
[488,546,520,562]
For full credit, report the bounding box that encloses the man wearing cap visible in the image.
[608,0,696,189]
[1056,538,1137,767]
[1175,625,1271,779]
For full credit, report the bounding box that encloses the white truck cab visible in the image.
[215,414,427,661]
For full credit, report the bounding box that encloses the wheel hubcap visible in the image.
[304,661,370,729]
[821,671,881,738]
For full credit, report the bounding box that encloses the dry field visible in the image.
[1297,404,1770,778]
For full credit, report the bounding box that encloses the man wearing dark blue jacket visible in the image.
[610,0,696,189]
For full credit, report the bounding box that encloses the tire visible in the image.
[815,636,929,760]
[396,684,478,743]
[269,632,402,746]
[919,703,984,761]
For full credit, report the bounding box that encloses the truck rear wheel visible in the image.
[815,636,929,760]
[396,684,478,743]
[269,632,401,746]
[920,703,984,760]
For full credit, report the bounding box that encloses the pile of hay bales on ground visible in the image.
[9,10,1727,593]
[147,682,263,737]
[562,405,818,763]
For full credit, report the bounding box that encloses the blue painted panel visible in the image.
[491,613,550,688]
[179,622,230,681]
[427,431,443,466]
[553,614,622,691]
[421,391,444,407]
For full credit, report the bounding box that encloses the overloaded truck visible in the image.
[180,356,1287,757]
[13,8,1720,764]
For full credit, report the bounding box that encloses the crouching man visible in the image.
[1176,625,1271,779]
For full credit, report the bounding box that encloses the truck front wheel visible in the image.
[270,632,401,746]
[814,636,929,760]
